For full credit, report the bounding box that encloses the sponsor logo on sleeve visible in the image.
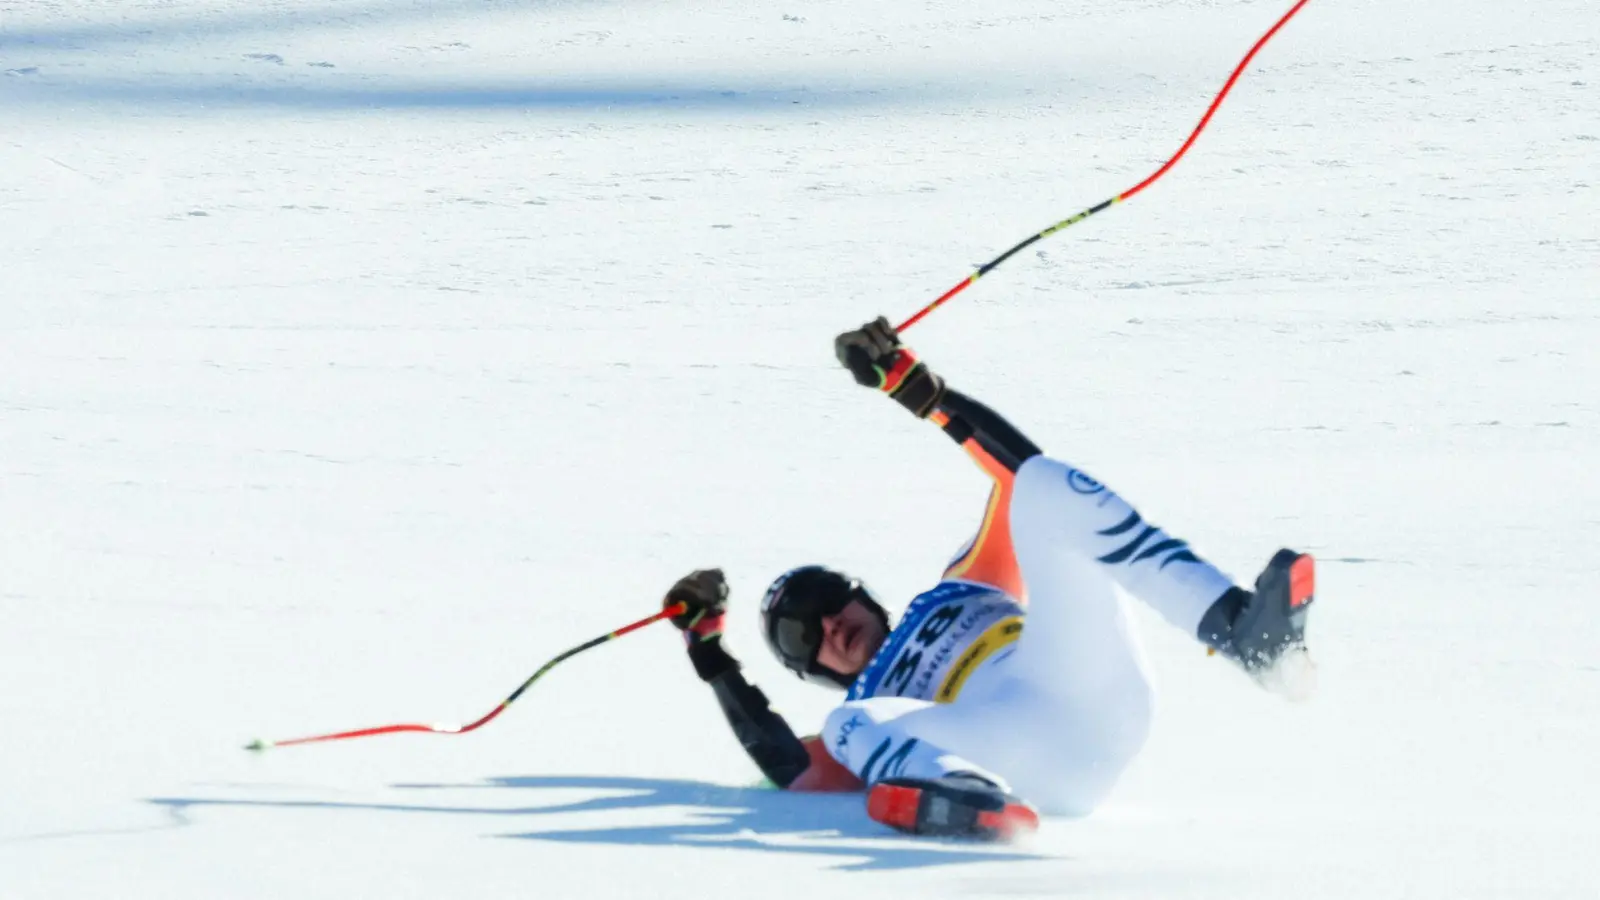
[1066,468,1105,495]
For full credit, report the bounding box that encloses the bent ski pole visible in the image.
[244,602,686,751]
[897,0,1314,332]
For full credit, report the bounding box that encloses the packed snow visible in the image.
[2,0,1596,897]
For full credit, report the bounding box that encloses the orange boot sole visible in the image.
[867,781,1039,841]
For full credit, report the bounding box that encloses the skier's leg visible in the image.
[823,695,1019,791]
[1012,454,1237,636]
[987,453,1230,814]
[822,631,1149,816]
[993,547,1156,815]
[823,668,1150,818]
[822,693,1044,837]
[1012,454,1318,680]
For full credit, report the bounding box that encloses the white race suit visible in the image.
[822,452,1238,816]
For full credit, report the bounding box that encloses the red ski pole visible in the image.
[896,0,1314,333]
[244,602,685,751]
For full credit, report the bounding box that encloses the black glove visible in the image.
[665,568,739,682]
[664,568,728,643]
[834,317,946,418]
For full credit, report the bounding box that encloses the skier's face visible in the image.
[815,600,888,677]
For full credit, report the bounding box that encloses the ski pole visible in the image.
[244,602,686,751]
[896,0,1314,333]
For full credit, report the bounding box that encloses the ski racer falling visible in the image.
[664,317,1317,840]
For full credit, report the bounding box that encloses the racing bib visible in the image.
[848,580,1024,703]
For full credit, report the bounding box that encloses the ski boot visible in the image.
[867,773,1039,841]
[1198,549,1317,696]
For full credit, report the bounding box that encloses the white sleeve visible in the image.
[821,697,1011,793]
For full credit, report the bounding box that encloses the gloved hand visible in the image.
[834,317,946,418]
[664,568,728,644]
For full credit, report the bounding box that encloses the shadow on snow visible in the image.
[0,0,602,51]
[1,0,958,113]
[147,774,1052,872]
[1,78,926,112]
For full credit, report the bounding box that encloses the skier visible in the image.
[665,316,1317,840]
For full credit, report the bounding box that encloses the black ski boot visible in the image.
[1198,549,1316,680]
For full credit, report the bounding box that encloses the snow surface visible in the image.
[2,0,1596,897]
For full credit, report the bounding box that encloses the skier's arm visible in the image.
[927,391,1036,595]
[665,569,856,790]
[833,317,1042,475]
[834,319,1041,595]
[930,389,1042,476]
[683,637,813,787]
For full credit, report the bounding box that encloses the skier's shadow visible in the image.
[149,775,1048,871]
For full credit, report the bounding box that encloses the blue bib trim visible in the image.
[847,580,997,701]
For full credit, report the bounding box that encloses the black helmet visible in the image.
[760,565,890,690]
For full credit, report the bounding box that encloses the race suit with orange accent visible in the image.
[686,386,1245,813]
[818,390,1246,816]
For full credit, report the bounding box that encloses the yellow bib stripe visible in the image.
[936,617,1024,703]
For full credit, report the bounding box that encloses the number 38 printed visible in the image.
[879,602,964,696]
